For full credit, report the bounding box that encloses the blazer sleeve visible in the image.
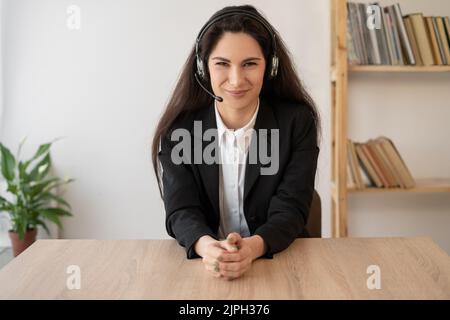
[158,131,219,259]
[254,108,319,258]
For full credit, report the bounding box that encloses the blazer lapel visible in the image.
[194,104,220,219]
[244,98,278,201]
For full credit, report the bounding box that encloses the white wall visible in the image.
[0,0,331,241]
[1,0,448,254]
[0,0,6,246]
[0,0,3,127]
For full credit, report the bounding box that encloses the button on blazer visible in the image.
[158,97,320,259]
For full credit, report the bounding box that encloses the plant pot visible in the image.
[8,228,38,257]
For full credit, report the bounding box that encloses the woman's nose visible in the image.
[227,67,246,87]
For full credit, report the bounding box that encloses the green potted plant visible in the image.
[0,138,74,257]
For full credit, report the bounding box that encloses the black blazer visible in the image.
[158,97,319,259]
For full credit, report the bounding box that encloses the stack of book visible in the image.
[347,2,450,65]
[347,137,416,189]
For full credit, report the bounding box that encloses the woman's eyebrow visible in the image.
[211,57,262,62]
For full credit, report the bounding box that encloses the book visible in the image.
[433,17,447,64]
[347,3,361,65]
[436,17,450,64]
[387,5,405,65]
[350,140,365,189]
[376,136,416,188]
[346,2,450,66]
[382,8,397,64]
[363,141,390,187]
[406,13,435,65]
[392,3,416,65]
[444,17,450,48]
[371,139,397,187]
[426,17,443,65]
[348,137,416,189]
[404,16,423,65]
[348,2,367,64]
[368,4,382,64]
[355,143,380,187]
[347,140,364,189]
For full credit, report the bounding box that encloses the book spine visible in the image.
[436,17,450,64]
[375,4,391,65]
[393,3,416,65]
[409,14,435,65]
[347,2,362,65]
[433,17,447,64]
[357,3,372,64]
[444,17,450,48]
[425,17,442,65]
[403,16,423,65]
[388,6,405,65]
[383,9,398,64]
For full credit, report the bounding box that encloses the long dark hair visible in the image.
[152,5,321,192]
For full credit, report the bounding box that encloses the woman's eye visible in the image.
[215,62,257,67]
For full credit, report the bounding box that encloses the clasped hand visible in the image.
[201,232,258,281]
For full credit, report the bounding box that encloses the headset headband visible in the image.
[195,9,278,58]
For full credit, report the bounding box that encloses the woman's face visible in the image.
[207,32,266,111]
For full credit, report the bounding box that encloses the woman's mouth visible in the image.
[225,89,249,98]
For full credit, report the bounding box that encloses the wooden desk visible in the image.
[0,237,449,299]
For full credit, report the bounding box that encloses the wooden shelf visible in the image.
[330,0,450,238]
[349,65,450,73]
[348,178,450,194]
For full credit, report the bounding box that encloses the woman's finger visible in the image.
[220,268,242,279]
[219,260,248,272]
[202,256,217,268]
[226,232,242,245]
[219,236,240,253]
[204,260,222,278]
[218,251,242,262]
[206,242,229,261]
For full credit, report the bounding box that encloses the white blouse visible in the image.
[214,98,260,240]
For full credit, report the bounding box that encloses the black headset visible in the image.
[195,9,279,84]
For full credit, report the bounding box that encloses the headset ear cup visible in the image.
[196,56,205,80]
[270,55,279,79]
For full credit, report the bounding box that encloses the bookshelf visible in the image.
[349,65,450,72]
[330,0,450,237]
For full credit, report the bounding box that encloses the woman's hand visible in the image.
[195,234,240,279]
[194,233,266,281]
[217,233,254,281]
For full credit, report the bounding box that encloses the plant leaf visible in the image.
[39,207,73,217]
[34,192,71,210]
[0,143,16,182]
[0,195,13,211]
[21,142,52,173]
[30,177,60,197]
[41,179,75,194]
[18,161,29,182]
[29,153,52,181]
[36,219,50,235]
[37,209,63,229]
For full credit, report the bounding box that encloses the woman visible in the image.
[152,5,320,281]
